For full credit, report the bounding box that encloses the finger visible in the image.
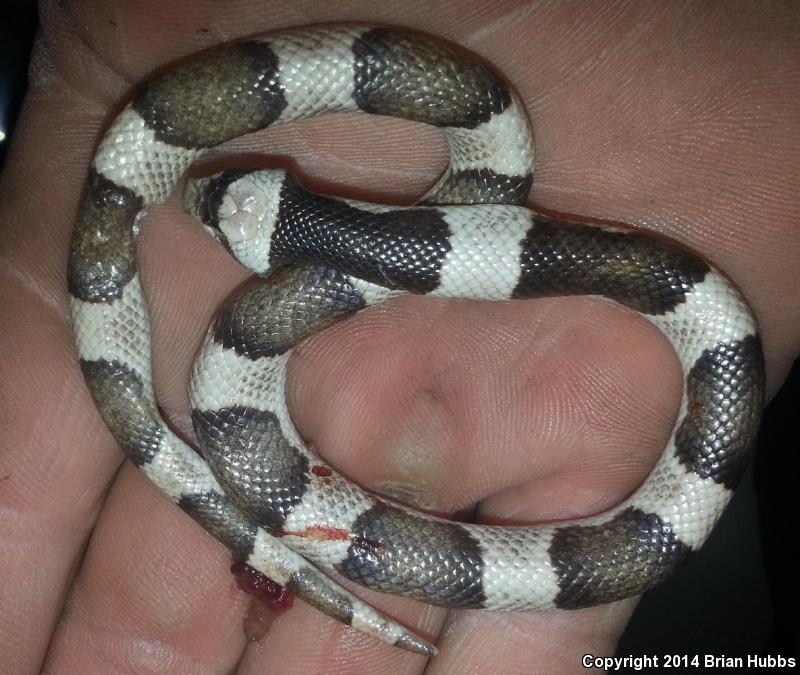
[0,48,130,675]
[0,2,260,669]
[45,466,249,673]
[427,602,634,674]
[234,582,441,675]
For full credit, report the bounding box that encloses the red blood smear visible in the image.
[273,524,350,541]
[231,561,294,611]
[311,465,332,477]
[298,524,350,540]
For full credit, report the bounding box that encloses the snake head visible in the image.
[184,169,290,274]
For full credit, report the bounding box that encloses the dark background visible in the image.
[2,4,796,665]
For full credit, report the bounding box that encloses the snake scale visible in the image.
[68,25,764,655]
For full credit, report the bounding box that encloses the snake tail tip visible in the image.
[395,632,438,657]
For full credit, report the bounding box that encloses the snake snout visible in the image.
[184,169,291,273]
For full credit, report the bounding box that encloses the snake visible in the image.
[68,24,764,656]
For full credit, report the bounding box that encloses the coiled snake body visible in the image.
[68,25,764,655]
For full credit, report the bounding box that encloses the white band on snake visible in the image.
[68,25,764,656]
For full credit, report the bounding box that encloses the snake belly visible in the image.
[68,24,764,654]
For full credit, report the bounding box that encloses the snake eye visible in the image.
[200,170,250,229]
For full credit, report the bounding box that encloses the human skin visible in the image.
[0,1,798,673]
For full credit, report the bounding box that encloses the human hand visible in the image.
[1,1,798,672]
